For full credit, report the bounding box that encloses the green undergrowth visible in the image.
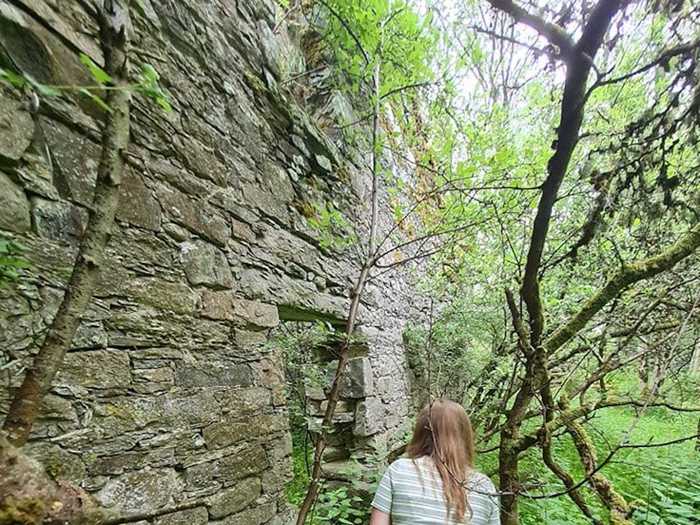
[477,390,699,525]
[286,428,313,507]
[288,370,699,524]
[286,430,375,524]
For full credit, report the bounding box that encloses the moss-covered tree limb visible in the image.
[517,0,622,346]
[565,419,633,525]
[545,222,700,353]
[2,0,132,447]
[512,393,700,455]
[540,433,599,523]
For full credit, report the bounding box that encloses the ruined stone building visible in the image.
[0,1,425,523]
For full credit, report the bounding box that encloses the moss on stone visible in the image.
[243,71,269,96]
[0,497,46,525]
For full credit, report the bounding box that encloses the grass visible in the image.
[476,375,700,525]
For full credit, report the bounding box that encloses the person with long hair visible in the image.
[370,399,500,524]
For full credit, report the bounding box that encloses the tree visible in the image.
[1,0,132,521]
[411,1,700,523]
[2,0,132,448]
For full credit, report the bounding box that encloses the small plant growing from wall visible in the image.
[0,238,29,288]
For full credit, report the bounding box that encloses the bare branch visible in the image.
[485,0,575,57]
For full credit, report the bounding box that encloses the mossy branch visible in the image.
[545,222,700,353]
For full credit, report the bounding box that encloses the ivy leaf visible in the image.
[80,53,113,85]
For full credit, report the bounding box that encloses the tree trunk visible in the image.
[498,376,535,525]
[2,0,132,447]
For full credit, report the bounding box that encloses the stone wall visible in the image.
[0,1,422,523]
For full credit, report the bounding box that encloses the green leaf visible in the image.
[24,75,61,97]
[136,63,172,112]
[79,88,113,113]
[80,53,112,85]
[0,67,27,89]
[155,93,172,112]
[140,63,159,85]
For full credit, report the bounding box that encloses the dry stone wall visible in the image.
[0,1,424,523]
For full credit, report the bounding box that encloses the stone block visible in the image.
[42,121,100,207]
[384,413,400,430]
[118,170,162,230]
[218,387,272,416]
[231,217,256,242]
[266,505,296,525]
[30,196,86,242]
[322,460,362,482]
[261,464,293,495]
[185,444,268,489]
[133,367,175,385]
[306,386,325,401]
[56,350,131,389]
[207,477,261,518]
[0,93,33,162]
[200,289,235,320]
[216,502,276,525]
[315,154,332,173]
[231,298,279,329]
[326,357,374,399]
[38,393,78,422]
[321,446,349,462]
[97,467,183,516]
[240,181,290,224]
[86,447,175,476]
[258,358,285,406]
[309,400,354,424]
[175,363,253,388]
[203,414,287,450]
[125,277,198,315]
[13,152,59,201]
[269,432,293,461]
[0,171,31,232]
[73,320,108,349]
[156,184,230,246]
[154,507,208,525]
[181,240,233,289]
[353,397,384,437]
[164,222,191,241]
[25,442,86,483]
[234,329,268,347]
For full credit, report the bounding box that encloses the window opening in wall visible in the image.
[270,318,378,523]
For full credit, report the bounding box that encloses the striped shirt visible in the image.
[371,457,501,524]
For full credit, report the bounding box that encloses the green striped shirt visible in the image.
[372,457,501,524]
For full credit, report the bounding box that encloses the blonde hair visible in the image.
[406,399,475,522]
